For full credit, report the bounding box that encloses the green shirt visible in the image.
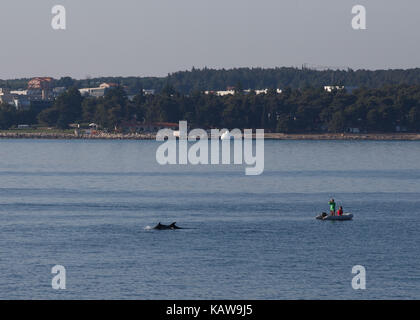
[329,201,336,211]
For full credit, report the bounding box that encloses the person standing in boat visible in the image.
[329,199,336,216]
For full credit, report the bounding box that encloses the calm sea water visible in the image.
[0,139,419,299]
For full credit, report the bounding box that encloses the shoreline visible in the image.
[1,132,420,141]
[264,133,420,141]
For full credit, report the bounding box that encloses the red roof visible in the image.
[28,77,53,89]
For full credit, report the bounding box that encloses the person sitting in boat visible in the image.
[329,199,336,216]
[337,206,344,216]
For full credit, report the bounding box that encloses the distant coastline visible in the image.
[1,131,420,141]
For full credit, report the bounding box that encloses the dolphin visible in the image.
[153,222,183,230]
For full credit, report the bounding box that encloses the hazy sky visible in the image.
[0,0,419,79]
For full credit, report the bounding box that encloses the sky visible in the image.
[0,0,419,79]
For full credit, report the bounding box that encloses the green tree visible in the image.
[0,103,17,129]
[328,111,346,133]
[51,87,83,128]
[408,106,420,131]
[82,97,98,123]
[37,108,60,127]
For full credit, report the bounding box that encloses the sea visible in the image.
[0,139,419,299]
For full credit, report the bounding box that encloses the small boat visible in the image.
[316,213,353,221]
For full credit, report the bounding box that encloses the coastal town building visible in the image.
[205,88,282,96]
[0,88,30,110]
[324,86,358,93]
[244,89,282,95]
[0,88,14,104]
[205,89,236,96]
[324,86,345,92]
[28,77,54,100]
[10,90,28,95]
[143,89,156,95]
[79,87,106,98]
[79,83,119,98]
[13,97,31,110]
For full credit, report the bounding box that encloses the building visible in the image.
[143,89,156,95]
[99,83,119,89]
[324,86,345,92]
[79,87,107,98]
[1,77,56,109]
[28,77,54,100]
[10,89,30,110]
[324,86,358,93]
[10,90,28,95]
[13,96,31,110]
[204,89,236,96]
[0,88,14,105]
[205,88,282,96]
[79,83,119,98]
[244,89,282,95]
[28,77,53,89]
[0,88,31,110]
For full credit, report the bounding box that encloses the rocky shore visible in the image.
[1,131,420,141]
[0,131,156,140]
[264,133,420,141]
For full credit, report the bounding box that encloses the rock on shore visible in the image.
[0,132,156,140]
[1,131,420,140]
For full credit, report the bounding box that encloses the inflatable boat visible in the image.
[316,213,353,221]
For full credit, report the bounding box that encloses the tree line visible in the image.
[3,67,420,94]
[1,84,420,133]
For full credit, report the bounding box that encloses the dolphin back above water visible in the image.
[153,222,183,230]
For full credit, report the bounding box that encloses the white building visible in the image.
[10,90,28,96]
[324,86,345,92]
[14,96,31,110]
[213,90,235,96]
[79,87,107,97]
[244,89,282,95]
[0,88,14,105]
[324,86,359,94]
[0,88,31,110]
[79,83,118,98]
[205,88,282,96]
[143,89,155,95]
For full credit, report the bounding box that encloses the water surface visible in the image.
[0,139,419,299]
